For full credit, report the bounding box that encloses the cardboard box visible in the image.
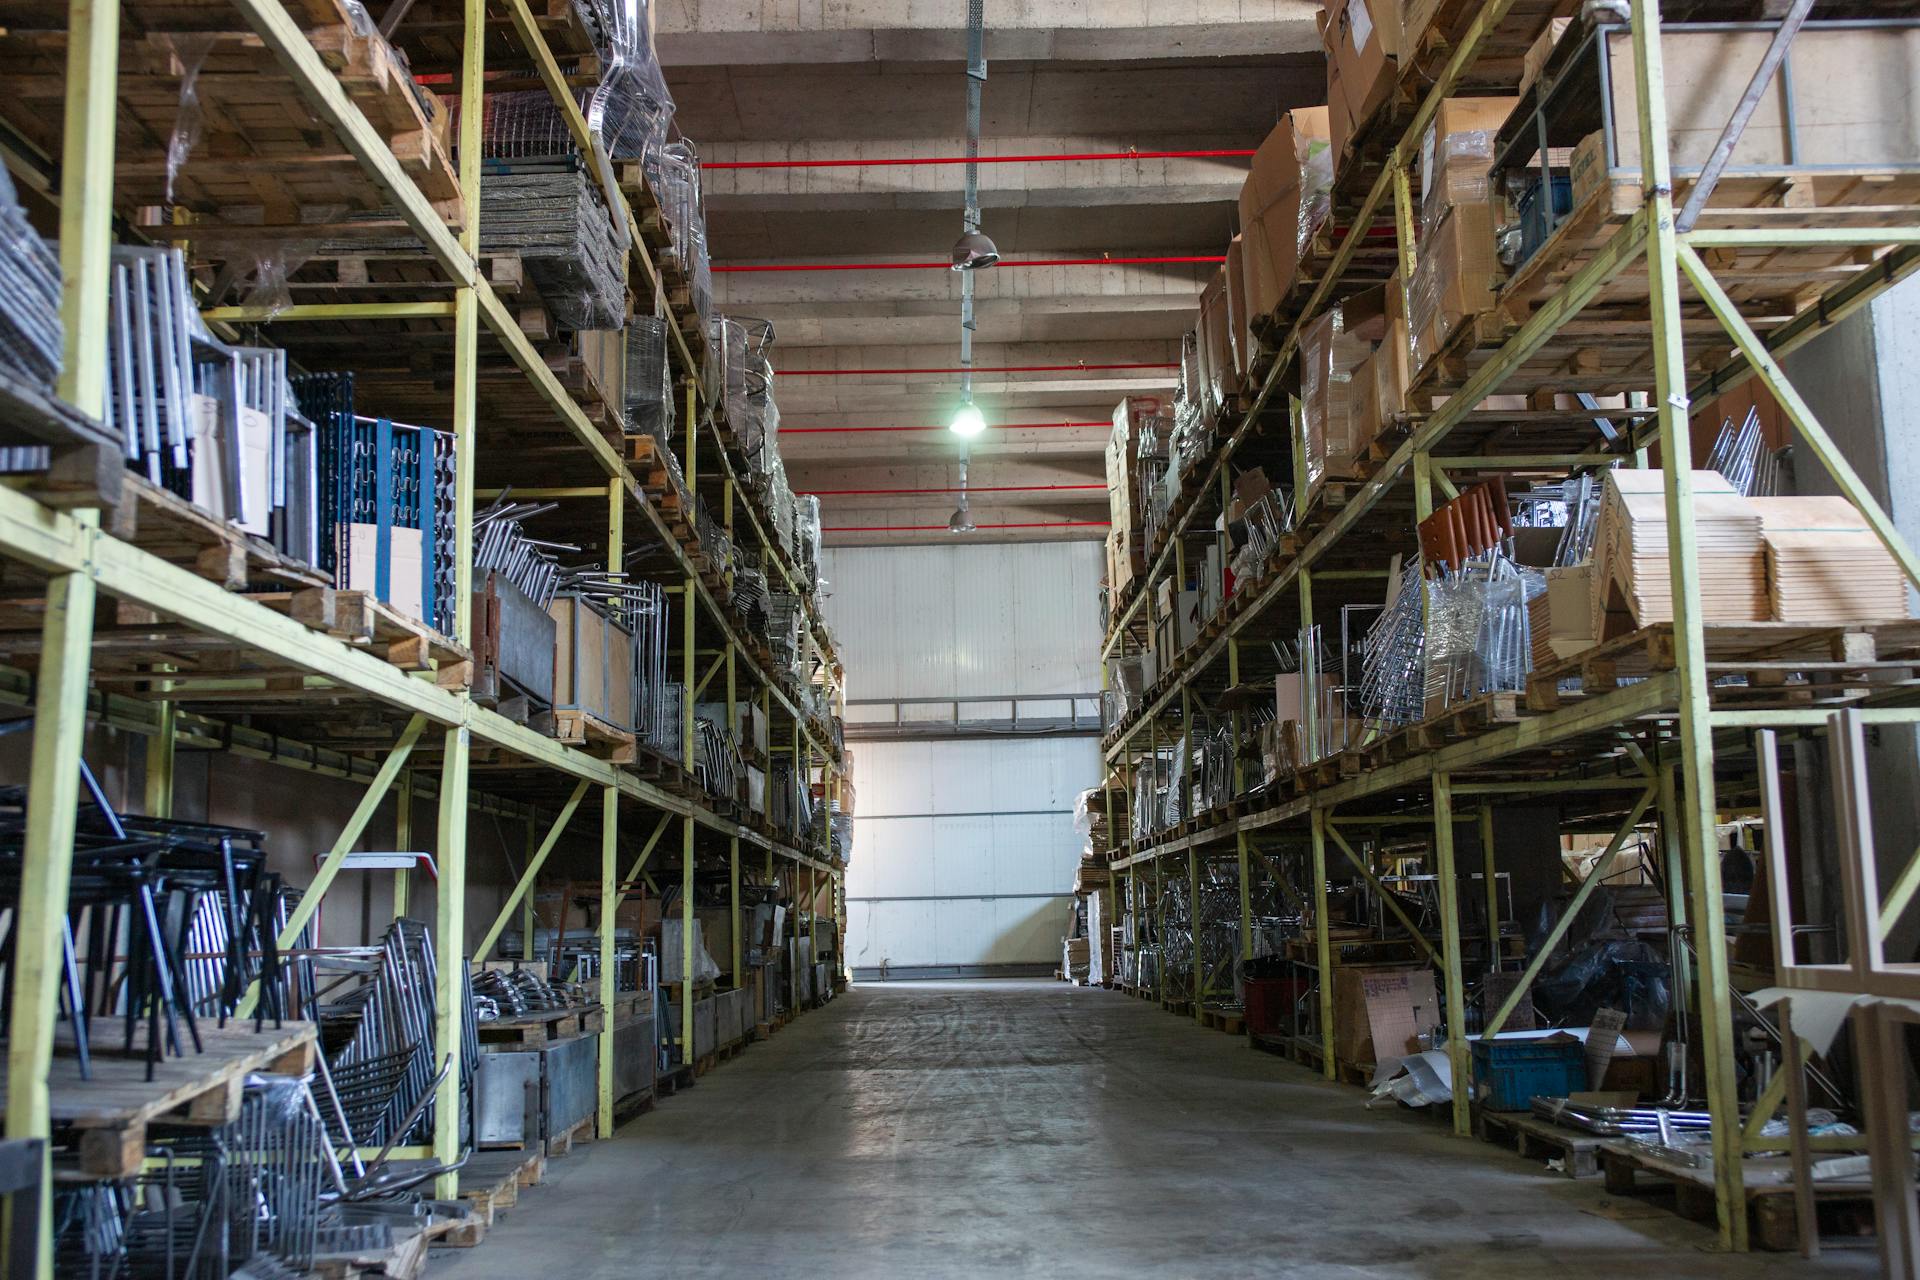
[1238,108,1333,323]
[1105,396,1161,536]
[1334,965,1440,1066]
[1519,16,1573,98]
[347,523,425,622]
[1407,201,1498,375]
[1227,466,1277,524]
[1224,234,1252,388]
[1417,97,1516,239]
[1545,563,1597,659]
[1197,266,1235,416]
[550,595,636,729]
[1327,61,1355,165]
[1327,0,1404,137]
[1607,26,1920,174]
[1568,129,1608,211]
[1298,295,1382,493]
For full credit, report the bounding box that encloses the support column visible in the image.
[1479,804,1498,971]
[521,815,536,963]
[729,836,741,987]
[394,771,412,920]
[143,699,175,819]
[680,815,695,1063]
[597,786,618,1137]
[432,723,470,1200]
[7,569,97,1280]
[1190,847,1203,1024]
[1633,0,1743,1247]
[10,0,118,1265]
[1432,773,1471,1137]
[1310,807,1336,1078]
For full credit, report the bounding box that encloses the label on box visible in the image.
[1349,0,1373,50]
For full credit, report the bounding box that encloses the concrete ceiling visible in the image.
[661,0,1325,546]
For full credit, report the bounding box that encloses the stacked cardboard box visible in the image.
[1197,267,1237,419]
[1238,108,1333,333]
[1352,271,1412,448]
[1417,97,1515,240]
[1104,396,1161,596]
[1299,287,1389,505]
[1408,198,1500,377]
[1321,0,1403,162]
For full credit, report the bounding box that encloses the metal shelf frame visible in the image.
[1098,0,1920,1256]
[0,0,846,1267]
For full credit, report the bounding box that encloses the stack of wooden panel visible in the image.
[1593,470,1768,634]
[1754,496,1911,621]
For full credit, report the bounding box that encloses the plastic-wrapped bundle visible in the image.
[644,139,703,268]
[1423,553,1545,715]
[1419,120,1498,242]
[477,0,671,160]
[796,494,822,586]
[625,315,675,439]
[0,164,61,389]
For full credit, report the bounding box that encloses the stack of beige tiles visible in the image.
[1753,496,1910,621]
[1594,469,1768,634]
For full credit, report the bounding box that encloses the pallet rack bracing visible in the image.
[1097,0,1920,1262]
[0,0,848,1270]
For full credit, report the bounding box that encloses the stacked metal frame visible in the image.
[624,315,676,440]
[0,163,61,391]
[293,373,458,635]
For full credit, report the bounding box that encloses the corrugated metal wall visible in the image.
[821,541,1103,975]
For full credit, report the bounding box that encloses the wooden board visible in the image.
[11,1019,317,1178]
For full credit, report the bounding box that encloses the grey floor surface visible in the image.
[434,979,1868,1278]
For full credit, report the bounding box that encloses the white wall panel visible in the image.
[829,541,1102,972]
[822,541,1102,701]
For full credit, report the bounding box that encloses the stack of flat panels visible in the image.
[1754,496,1911,621]
[479,163,626,331]
[1594,469,1767,632]
[0,166,60,388]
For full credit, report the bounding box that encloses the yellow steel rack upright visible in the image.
[1097,0,1920,1255]
[0,0,848,1270]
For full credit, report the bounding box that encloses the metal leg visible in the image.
[1310,807,1335,1079]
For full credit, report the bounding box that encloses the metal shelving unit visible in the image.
[1098,0,1920,1258]
[0,0,847,1271]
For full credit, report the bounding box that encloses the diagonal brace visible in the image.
[1484,785,1656,1037]
[237,714,427,1016]
[614,812,675,911]
[1325,823,1443,970]
[1678,242,1920,590]
[473,779,591,959]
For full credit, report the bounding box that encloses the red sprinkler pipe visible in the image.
[825,520,1112,532]
[780,363,1176,377]
[704,149,1256,169]
[711,255,1224,273]
[803,484,1105,496]
[782,420,1108,434]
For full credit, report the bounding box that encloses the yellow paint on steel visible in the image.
[473,779,592,959]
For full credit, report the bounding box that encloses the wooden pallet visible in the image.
[1200,1006,1246,1035]
[17,1019,317,1179]
[476,1005,606,1046]
[252,585,472,678]
[1524,620,1920,712]
[1477,1108,1605,1178]
[456,1144,546,1228]
[116,475,334,594]
[545,1113,595,1159]
[654,1062,695,1097]
[1598,1139,1886,1251]
[0,0,462,257]
[535,708,638,764]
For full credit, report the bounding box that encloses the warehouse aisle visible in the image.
[437,981,1852,1278]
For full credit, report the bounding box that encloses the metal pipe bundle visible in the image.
[474,496,571,609]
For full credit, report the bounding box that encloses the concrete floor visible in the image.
[437,979,1865,1278]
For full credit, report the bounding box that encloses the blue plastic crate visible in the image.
[1471,1036,1586,1111]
